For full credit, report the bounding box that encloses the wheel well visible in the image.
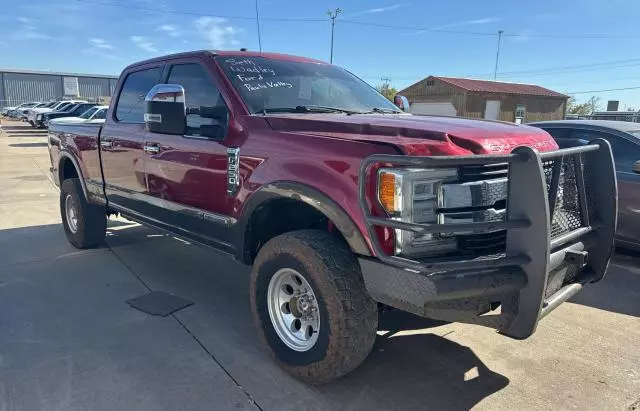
[59,157,79,183]
[242,198,349,264]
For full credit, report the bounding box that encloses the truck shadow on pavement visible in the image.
[318,311,510,410]
[104,221,510,410]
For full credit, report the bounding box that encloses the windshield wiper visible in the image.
[365,107,402,114]
[260,105,365,115]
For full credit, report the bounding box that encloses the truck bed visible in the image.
[48,122,105,204]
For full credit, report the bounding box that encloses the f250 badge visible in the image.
[226,147,240,195]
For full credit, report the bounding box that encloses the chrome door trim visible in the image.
[105,184,236,227]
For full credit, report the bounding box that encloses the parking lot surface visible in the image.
[1,120,639,411]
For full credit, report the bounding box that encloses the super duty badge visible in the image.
[227,147,240,195]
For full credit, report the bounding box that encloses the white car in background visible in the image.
[1,101,40,116]
[27,100,87,127]
[48,106,108,125]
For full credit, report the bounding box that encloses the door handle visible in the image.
[144,144,160,154]
[100,140,113,148]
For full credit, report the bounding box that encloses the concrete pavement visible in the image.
[1,120,638,410]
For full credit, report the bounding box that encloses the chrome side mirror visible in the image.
[144,84,186,135]
[633,160,640,174]
[393,95,410,112]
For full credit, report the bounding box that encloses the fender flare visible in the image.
[58,151,89,199]
[235,181,371,263]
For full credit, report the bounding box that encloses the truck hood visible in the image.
[264,113,558,155]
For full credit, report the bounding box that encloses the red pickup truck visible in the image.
[48,50,618,384]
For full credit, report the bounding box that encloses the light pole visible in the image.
[493,30,504,80]
[327,8,342,63]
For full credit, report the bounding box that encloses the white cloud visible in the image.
[89,38,113,50]
[84,48,123,60]
[12,17,51,41]
[467,17,500,25]
[341,3,406,18]
[131,35,158,53]
[158,24,180,37]
[194,17,240,49]
[366,3,404,13]
[431,16,501,30]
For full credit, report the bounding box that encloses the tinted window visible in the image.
[217,56,401,114]
[571,129,640,170]
[74,104,94,114]
[93,109,107,120]
[167,63,228,138]
[116,67,162,122]
[79,107,99,119]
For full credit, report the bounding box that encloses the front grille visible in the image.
[543,156,586,238]
[458,230,506,255]
[458,163,508,183]
[460,156,587,240]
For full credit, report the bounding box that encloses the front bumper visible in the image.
[358,141,617,339]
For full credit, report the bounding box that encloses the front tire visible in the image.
[250,230,378,384]
[60,178,107,249]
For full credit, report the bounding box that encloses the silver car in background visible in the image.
[532,120,640,250]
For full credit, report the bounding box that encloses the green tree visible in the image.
[376,81,398,102]
[567,95,602,115]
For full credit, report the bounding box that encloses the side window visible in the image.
[93,109,107,120]
[607,136,640,170]
[115,67,162,123]
[167,63,228,138]
[571,130,639,170]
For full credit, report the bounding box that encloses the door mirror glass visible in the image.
[633,160,640,174]
[393,95,410,112]
[145,84,186,135]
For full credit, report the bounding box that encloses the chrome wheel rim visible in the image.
[65,194,78,233]
[267,268,320,352]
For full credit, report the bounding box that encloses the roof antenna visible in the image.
[255,0,262,53]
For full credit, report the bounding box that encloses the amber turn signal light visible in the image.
[378,171,397,213]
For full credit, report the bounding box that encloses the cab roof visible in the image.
[124,50,326,71]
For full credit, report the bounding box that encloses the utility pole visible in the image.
[493,30,504,80]
[327,8,342,63]
[255,0,262,52]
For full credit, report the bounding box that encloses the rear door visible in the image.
[142,61,234,251]
[570,129,640,246]
[100,65,163,212]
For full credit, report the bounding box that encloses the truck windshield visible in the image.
[216,56,401,115]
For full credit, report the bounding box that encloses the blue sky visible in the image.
[1,0,640,108]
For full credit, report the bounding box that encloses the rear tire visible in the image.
[60,178,107,249]
[250,230,378,384]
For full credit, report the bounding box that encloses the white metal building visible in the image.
[0,69,118,109]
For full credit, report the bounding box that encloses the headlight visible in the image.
[37,114,42,120]
[378,168,458,257]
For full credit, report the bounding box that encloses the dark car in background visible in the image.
[43,103,97,127]
[532,120,640,249]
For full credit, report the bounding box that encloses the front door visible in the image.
[606,134,640,246]
[484,100,501,120]
[100,66,163,212]
[143,62,234,251]
[571,129,640,247]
